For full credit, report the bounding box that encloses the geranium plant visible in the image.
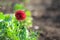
[0,3,38,40]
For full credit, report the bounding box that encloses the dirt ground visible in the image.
[28,0,60,40]
[31,8,60,40]
[33,16,60,40]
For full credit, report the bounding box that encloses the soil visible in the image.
[32,14,60,40]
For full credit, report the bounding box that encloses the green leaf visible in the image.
[4,14,11,21]
[0,12,5,20]
[24,17,32,27]
[25,10,31,16]
[14,4,24,11]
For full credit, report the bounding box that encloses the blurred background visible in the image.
[0,0,60,40]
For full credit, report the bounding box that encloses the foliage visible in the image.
[0,2,39,40]
[0,11,38,40]
[14,4,25,11]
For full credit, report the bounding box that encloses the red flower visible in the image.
[15,10,26,20]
